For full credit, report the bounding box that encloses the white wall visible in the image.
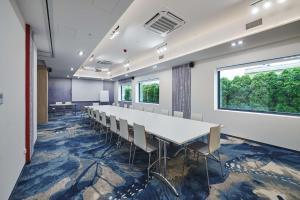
[114,38,300,151]
[0,0,26,199]
[115,70,172,112]
[191,38,300,151]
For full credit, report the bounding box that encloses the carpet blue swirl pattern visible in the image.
[10,113,300,200]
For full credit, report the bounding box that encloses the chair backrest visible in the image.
[116,103,120,107]
[119,118,129,140]
[208,126,221,153]
[191,113,203,121]
[93,110,98,119]
[65,101,71,105]
[93,102,99,106]
[112,103,116,106]
[161,109,169,116]
[144,107,154,112]
[133,123,147,150]
[173,111,183,118]
[56,102,62,105]
[123,104,128,108]
[88,108,93,117]
[129,105,134,109]
[95,110,101,122]
[110,115,118,133]
[100,112,107,126]
[136,106,144,111]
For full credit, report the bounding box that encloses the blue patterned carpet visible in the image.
[10,113,300,200]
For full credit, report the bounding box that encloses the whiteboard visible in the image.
[100,90,109,102]
[72,79,103,101]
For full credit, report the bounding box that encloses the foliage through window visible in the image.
[218,56,300,116]
[121,84,132,101]
[139,79,159,104]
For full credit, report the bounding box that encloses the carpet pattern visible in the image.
[10,113,300,200]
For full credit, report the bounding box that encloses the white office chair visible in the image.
[132,123,158,180]
[100,112,110,143]
[112,103,116,106]
[56,102,63,105]
[173,111,183,118]
[191,113,203,121]
[116,103,120,107]
[129,105,134,109]
[94,110,101,130]
[161,109,169,116]
[93,102,99,106]
[119,118,134,165]
[144,107,154,113]
[188,125,223,192]
[109,115,119,143]
[123,104,128,108]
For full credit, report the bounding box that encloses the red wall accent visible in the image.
[25,24,31,163]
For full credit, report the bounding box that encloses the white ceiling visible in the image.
[15,0,133,77]
[77,0,300,80]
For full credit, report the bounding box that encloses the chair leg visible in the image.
[182,147,187,176]
[109,131,113,144]
[204,156,210,192]
[148,152,151,181]
[217,150,224,177]
[131,146,137,166]
[129,142,132,166]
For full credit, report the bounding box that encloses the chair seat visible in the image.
[188,141,209,155]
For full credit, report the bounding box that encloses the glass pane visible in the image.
[139,79,159,104]
[219,56,300,116]
[121,84,132,101]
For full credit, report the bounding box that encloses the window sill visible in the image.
[136,102,159,105]
[216,108,300,119]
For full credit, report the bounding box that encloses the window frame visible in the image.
[138,78,160,105]
[217,54,300,117]
[120,83,132,102]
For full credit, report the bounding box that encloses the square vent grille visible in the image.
[145,11,185,35]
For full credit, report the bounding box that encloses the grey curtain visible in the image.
[172,63,191,119]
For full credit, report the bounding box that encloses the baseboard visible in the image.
[8,163,26,200]
[223,133,300,154]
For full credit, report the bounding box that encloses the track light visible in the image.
[156,43,167,54]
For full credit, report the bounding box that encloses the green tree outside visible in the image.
[220,67,300,115]
[140,83,159,104]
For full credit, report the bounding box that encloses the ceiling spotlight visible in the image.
[70,67,74,71]
[231,42,236,47]
[156,43,167,54]
[277,0,287,3]
[251,6,259,15]
[125,74,129,77]
[107,71,111,75]
[109,26,120,40]
[123,62,130,68]
[78,51,84,56]
[263,1,272,9]
[89,56,94,62]
[101,68,109,72]
[153,65,158,69]
[238,40,243,45]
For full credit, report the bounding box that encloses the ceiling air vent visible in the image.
[246,18,263,30]
[145,11,185,36]
[97,60,113,65]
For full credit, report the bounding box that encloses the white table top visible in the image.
[49,103,76,106]
[88,105,218,145]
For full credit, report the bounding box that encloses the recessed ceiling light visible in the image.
[238,40,243,45]
[156,43,167,54]
[125,74,129,77]
[78,51,83,56]
[153,65,158,69]
[277,0,287,3]
[263,1,272,9]
[251,6,259,15]
[70,67,74,71]
[101,68,109,72]
[231,42,236,47]
[107,71,111,75]
[124,63,130,68]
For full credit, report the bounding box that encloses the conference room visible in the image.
[1,0,300,199]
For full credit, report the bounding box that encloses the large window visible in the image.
[218,55,300,116]
[139,79,159,104]
[121,84,132,101]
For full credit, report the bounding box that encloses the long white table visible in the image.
[88,105,218,196]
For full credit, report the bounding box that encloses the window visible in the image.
[120,84,132,101]
[218,55,300,116]
[139,79,159,104]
